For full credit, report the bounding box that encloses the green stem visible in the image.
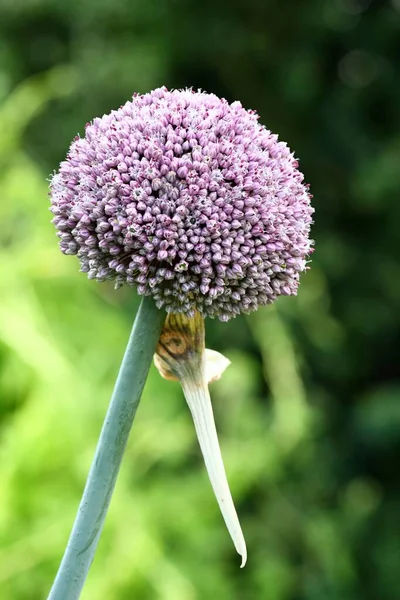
[48,296,165,600]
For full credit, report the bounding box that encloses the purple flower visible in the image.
[50,87,314,320]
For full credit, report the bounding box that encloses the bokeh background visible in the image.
[1,0,399,598]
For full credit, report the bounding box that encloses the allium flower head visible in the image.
[50,87,314,320]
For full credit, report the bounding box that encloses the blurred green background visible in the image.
[1,0,399,599]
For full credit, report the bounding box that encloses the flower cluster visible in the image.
[50,87,314,320]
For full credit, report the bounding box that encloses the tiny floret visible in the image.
[50,87,314,320]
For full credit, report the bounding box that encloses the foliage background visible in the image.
[1,0,399,598]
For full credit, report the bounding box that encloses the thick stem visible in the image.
[48,295,165,600]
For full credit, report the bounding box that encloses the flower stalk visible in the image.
[48,295,165,600]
